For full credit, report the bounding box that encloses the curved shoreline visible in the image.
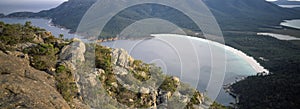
[151,34,269,107]
[151,34,269,75]
[257,33,300,40]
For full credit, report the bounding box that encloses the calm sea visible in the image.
[0,18,258,106]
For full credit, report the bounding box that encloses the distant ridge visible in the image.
[5,0,300,34]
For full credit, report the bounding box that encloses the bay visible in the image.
[0,18,265,106]
[0,18,78,39]
[102,34,261,105]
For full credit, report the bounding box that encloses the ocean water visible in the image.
[0,18,78,39]
[0,2,63,15]
[0,18,259,106]
[102,34,258,105]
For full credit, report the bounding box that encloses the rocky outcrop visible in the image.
[109,48,205,108]
[0,23,206,108]
[0,51,70,109]
[60,38,86,63]
[58,38,91,109]
[0,25,90,109]
[112,48,134,68]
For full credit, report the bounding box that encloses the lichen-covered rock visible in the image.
[113,66,129,75]
[140,87,150,94]
[33,34,44,43]
[60,38,86,63]
[112,48,134,68]
[15,42,37,51]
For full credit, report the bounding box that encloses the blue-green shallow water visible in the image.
[281,19,300,30]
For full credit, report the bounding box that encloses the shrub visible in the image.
[24,43,59,70]
[95,45,113,74]
[55,65,78,102]
[159,76,178,93]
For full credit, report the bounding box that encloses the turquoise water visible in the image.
[0,18,258,106]
[281,19,300,29]
[279,5,300,8]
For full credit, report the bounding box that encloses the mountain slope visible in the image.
[205,0,300,31]
[6,0,300,34]
[36,0,97,32]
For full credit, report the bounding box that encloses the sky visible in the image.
[0,0,68,14]
[1,0,300,15]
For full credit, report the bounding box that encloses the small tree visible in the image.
[25,21,32,27]
[59,34,64,39]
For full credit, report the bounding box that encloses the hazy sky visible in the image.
[0,0,67,14]
[0,0,67,4]
[1,0,300,15]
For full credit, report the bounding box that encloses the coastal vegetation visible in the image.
[225,32,300,108]
[91,40,228,108]
[2,0,300,108]
[55,65,78,102]
[0,22,80,104]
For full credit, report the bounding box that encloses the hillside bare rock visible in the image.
[0,32,206,109]
[0,51,70,109]
[112,48,135,68]
[58,38,91,109]
[110,48,205,108]
[60,38,86,63]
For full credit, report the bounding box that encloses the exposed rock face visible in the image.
[112,48,134,68]
[140,87,150,94]
[86,69,103,87]
[113,66,129,75]
[0,27,205,109]
[109,48,205,108]
[32,34,44,43]
[15,42,37,51]
[58,39,91,109]
[0,51,70,109]
[60,38,86,63]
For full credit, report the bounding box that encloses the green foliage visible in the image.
[24,43,59,70]
[131,60,151,81]
[0,22,78,103]
[0,21,49,51]
[55,65,78,102]
[189,91,202,105]
[59,34,64,39]
[25,21,32,27]
[159,76,178,93]
[95,45,113,74]
[225,32,300,109]
[133,60,142,67]
[0,23,34,46]
[9,0,298,39]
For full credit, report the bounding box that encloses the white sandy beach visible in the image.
[152,34,269,74]
[257,33,300,40]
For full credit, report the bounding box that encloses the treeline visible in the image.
[224,32,300,109]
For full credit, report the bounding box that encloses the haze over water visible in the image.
[0,0,66,14]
